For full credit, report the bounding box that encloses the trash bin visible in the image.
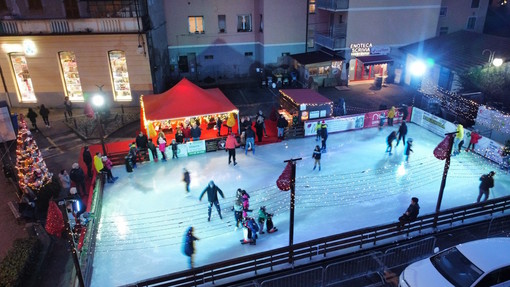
[374,76,383,89]
[125,156,133,173]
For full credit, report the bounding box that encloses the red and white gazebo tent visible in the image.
[140,78,240,138]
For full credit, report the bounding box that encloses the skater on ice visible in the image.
[171,139,178,159]
[321,121,328,152]
[396,121,407,147]
[315,120,322,141]
[257,206,278,234]
[147,139,158,162]
[226,132,240,166]
[182,226,199,268]
[312,145,321,171]
[465,130,481,152]
[233,194,243,230]
[477,171,495,203]
[245,125,255,155]
[128,143,138,168]
[241,217,259,245]
[199,181,225,221]
[404,138,413,162]
[157,132,167,161]
[387,106,395,126]
[386,131,397,155]
[453,122,464,156]
[242,190,251,219]
[378,113,385,130]
[183,168,190,193]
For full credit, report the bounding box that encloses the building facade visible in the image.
[437,0,490,36]
[0,0,153,108]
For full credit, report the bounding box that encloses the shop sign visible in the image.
[350,43,372,57]
[301,111,309,121]
[320,110,327,117]
[187,140,206,155]
[309,111,320,119]
[205,138,226,152]
[300,104,307,111]
[370,46,390,55]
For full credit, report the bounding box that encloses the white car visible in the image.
[399,237,510,287]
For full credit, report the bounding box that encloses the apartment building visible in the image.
[437,0,489,36]
[0,0,152,108]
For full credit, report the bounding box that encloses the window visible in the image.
[189,16,204,34]
[307,29,315,48]
[440,6,447,16]
[245,52,253,56]
[28,0,42,10]
[218,15,226,33]
[237,14,252,32]
[309,0,316,14]
[9,54,36,103]
[108,50,132,101]
[467,17,476,30]
[204,55,214,60]
[58,51,84,102]
[471,0,480,8]
[439,26,449,35]
[179,56,189,73]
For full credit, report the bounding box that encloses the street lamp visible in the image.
[482,49,503,67]
[92,93,107,155]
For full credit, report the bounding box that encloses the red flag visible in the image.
[434,134,455,160]
[276,162,292,191]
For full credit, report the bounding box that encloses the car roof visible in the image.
[455,237,510,272]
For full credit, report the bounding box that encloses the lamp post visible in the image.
[92,94,107,155]
[482,49,503,67]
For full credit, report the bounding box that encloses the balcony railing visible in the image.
[316,0,349,10]
[315,33,346,50]
[0,18,140,35]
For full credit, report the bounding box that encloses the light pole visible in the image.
[92,94,107,155]
[482,49,503,67]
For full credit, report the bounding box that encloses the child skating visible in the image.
[312,145,321,171]
[404,138,413,162]
[257,206,278,234]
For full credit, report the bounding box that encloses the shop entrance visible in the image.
[351,60,386,81]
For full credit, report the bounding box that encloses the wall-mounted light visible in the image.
[137,34,146,56]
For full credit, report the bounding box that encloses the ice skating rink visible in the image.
[91,123,510,286]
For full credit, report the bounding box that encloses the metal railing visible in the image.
[0,17,139,35]
[128,195,510,287]
[315,33,346,50]
[316,0,350,10]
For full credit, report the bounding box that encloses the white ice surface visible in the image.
[91,123,510,286]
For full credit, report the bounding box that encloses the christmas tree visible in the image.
[15,115,53,193]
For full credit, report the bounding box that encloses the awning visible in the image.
[356,55,393,66]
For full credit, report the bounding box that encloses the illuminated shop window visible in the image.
[309,0,316,14]
[9,53,36,103]
[108,50,132,102]
[189,16,204,33]
[58,51,84,102]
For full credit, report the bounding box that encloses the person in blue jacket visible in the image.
[182,226,199,268]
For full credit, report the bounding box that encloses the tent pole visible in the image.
[237,111,241,135]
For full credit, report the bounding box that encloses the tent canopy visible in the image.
[142,78,238,122]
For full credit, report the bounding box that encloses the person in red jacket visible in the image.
[225,132,240,166]
[466,130,482,152]
[182,123,192,143]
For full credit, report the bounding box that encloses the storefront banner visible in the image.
[476,105,510,134]
[176,144,189,157]
[187,140,206,156]
[473,137,504,164]
[309,111,320,119]
[411,107,456,137]
[205,138,227,152]
[304,115,364,136]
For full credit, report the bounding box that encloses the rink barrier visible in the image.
[125,195,510,287]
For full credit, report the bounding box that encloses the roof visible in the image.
[399,30,510,73]
[456,237,510,272]
[357,55,393,66]
[290,51,344,65]
[141,78,238,122]
[279,89,333,105]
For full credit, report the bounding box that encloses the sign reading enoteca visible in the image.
[350,43,372,56]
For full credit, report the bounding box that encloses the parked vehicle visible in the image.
[399,237,510,287]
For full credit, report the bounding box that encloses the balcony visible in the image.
[316,0,349,11]
[0,18,140,35]
[315,33,346,51]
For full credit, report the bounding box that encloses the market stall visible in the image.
[279,89,334,124]
[140,78,240,143]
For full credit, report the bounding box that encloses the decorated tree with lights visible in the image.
[45,201,65,237]
[15,115,53,194]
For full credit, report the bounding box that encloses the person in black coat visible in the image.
[69,163,87,196]
[477,171,495,202]
[400,104,409,122]
[398,197,420,228]
[39,104,50,128]
[276,114,288,140]
[396,122,408,147]
[182,226,199,268]
[199,180,225,221]
[82,146,93,178]
[175,128,184,144]
[320,122,328,152]
[245,126,255,154]
[26,108,38,131]
[135,131,148,150]
[386,131,397,155]
[190,122,202,141]
[255,112,265,142]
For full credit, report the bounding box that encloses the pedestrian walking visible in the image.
[276,114,288,140]
[157,132,167,161]
[26,108,38,131]
[183,168,190,193]
[244,125,255,155]
[387,106,395,126]
[477,171,495,202]
[82,146,93,178]
[69,163,87,196]
[182,227,199,268]
[312,145,321,171]
[255,111,265,142]
[58,169,71,195]
[225,132,240,166]
[315,121,322,141]
[321,121,328,152]
[147,139,158,162]
[453,122,464,156]
[39,104,50,128]
[465,130,482,152]
[396,122,408,146]
[404,138,413,162]
[398,197,420,228]
[386,131,397,155]
[199,180,225,222]
[171,139,178,159]
[64,96,73,120]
